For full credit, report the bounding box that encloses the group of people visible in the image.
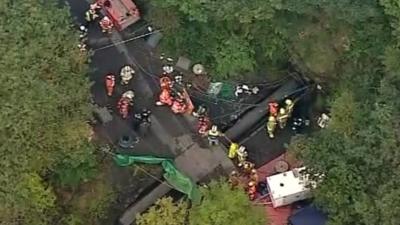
[266,99,295,138]
[84,2,114,34]
[228,143,265,200]
[104,65,151,125]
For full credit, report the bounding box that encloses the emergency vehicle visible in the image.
[96,0,140,31]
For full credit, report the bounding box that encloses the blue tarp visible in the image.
[288,205,327,225]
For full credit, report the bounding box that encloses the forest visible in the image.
[1,0,400,225]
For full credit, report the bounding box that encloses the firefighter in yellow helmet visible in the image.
[228,142,239,159]
[228,171,240,189]
[284,98,295,116]
[277,108,289,129]
[266,116,277,138]
[248,181,257,200]
[237,146,248,163]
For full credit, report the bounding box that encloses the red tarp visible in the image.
[97,0,140,31]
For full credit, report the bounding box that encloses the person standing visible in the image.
[207,125,221,146]
[277,108,289,129]
[266,116,277,138]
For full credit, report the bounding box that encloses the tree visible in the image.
[136,197,188,225]
[0,0,96,224]
[189,180,266,225]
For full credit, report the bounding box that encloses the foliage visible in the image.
[0,0,95,224]
[65,177,116,225]
[148,0,286,78]
[189,180,266,225]
[136,197,188,225]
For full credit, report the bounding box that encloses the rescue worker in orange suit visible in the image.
[268,101,279,117]
[197,116,210,136]
[105,74,115,96]
[171,93,187,114]
[100,16,114,34]
[117,97,130,119]
[248,181,257,201]
[156,76,173,106]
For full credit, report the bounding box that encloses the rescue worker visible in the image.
[268,101,279,117]
[171,95,187,114]
[228,142,239,159]
[79,25,88,40]
[197,116,210,136]
[117,97,130,119]
[207,125,221,146]
[228,171,240,189]
[84,3,100,23]
[99,16,114,34]
[237,146,248,164]
[284,99,295,116]
[120,65,135,85]
[277,108,289,129]
[173,74,183,86]
[266,116,277,138]
[248,181,257,201]
[156,77,173,106]
[250,169,259,183]
[192,105,208,118]
[105,74,115,96]
[122,90,135,105]
[238,161,254,176]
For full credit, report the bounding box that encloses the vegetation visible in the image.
[189,180,266,225]
[136,197,188,225]
[0,0,98,224]
[137,180,266,225]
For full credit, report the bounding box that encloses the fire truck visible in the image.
[96,0,140,31]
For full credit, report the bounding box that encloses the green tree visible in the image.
[0,0,96,224]
[189,180,266,225]
[136,197,188,225]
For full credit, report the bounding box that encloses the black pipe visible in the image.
[224,79,301,142]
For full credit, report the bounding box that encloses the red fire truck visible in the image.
[96,0,140,31]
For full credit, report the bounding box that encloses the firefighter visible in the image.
[105,74,115,96]
[250,169,259,183]
[171,95,187,114]
[192,105,208,118]
[85,3,100,23]
[120,65,135,85]
[284,98,295,116]
[197,116,210,136]
[228,171,240,189]
[207,125,221,146]
[239,161,255,176]
[228,142,239,159]
[248,181,257,201]
[266,116,277,138]
[122,90,135,105]
[268,101,279,117]
[79,25,88,40]
[156,77,173,106]
[156,88,173,106]
[99,16,114,34]
[277,108,289,129]
[237,146,248,163]
[117,97,130,119]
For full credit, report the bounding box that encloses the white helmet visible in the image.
[268,116,276,122]
[285,99,293,105]
[211,125,218,132]
[279,108,286,114]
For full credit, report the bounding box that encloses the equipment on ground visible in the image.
[96,0,140,31]
[266,167,314,208]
